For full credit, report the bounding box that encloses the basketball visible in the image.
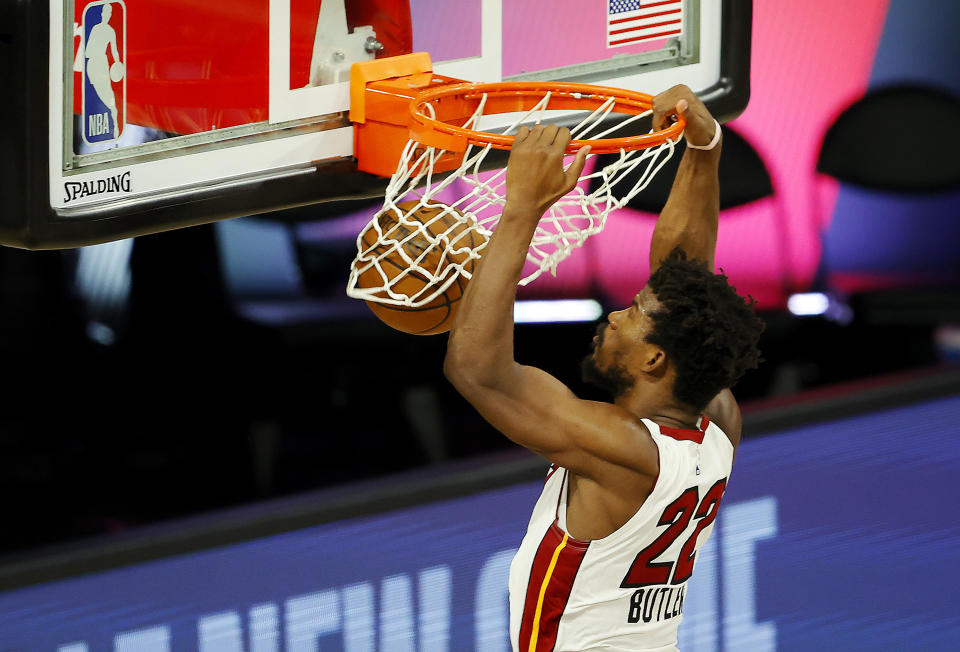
[110,62,125,83]
[356,201,487,335]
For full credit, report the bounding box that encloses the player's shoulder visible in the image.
[578,399,659,472]
[582,397,653,429]
[587,398,660,452]
[703,389,742,453]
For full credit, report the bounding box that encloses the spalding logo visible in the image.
[64,171,132,204]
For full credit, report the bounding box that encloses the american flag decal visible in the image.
[607,0,684,48]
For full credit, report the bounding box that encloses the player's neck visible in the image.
[614,385,700,430]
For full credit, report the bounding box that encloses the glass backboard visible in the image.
[0,0,750,249]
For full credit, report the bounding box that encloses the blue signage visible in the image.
[1,395,958,650]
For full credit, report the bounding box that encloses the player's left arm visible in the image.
[649,88,745,455]
[444,127,659,479]
[649,85,722,275]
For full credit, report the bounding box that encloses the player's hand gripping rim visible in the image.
[504,124,591,218]
[652,84,721,150]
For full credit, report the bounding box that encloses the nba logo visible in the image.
[80,1,126,144]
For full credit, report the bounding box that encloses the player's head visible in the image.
[582,248,763,410]
[102,2,112,21]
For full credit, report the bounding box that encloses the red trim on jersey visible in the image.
[555,470,567,519]
[659,426,704,444]
[518,521,589,652]
[518,527,557,649]
[659,415,708,444]
[544,464,558,485]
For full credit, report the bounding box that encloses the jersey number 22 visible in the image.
[620,478,727,588]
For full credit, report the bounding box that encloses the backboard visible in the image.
[0,0,750,249]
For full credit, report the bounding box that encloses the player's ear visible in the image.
[642,348,667,375]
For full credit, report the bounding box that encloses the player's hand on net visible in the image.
[652,84,719,149]
[504,125,591,217]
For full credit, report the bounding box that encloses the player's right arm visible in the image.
[648,85,722,274]
[447,359,660,480]
[444,127,659,481]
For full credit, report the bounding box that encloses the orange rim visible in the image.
[409,81,685,154]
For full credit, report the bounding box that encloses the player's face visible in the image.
[599,286,659,354]
[582,286,663,397]
[102,3,112,21]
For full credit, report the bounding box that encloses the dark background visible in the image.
[2,0,960,559]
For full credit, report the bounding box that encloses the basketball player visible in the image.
[85,2,122,139]
[444,85,764,651]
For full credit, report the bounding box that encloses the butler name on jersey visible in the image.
[508,416,733,652]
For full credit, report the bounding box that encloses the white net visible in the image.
[347,89,681,308]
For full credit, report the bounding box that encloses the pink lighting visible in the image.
[515,0,891,310]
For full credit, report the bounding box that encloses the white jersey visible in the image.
[508,416,733,652]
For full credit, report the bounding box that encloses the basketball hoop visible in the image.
[347,58,685,310]
[408,81,684,154]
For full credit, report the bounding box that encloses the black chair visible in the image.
[815,84,960,324]
[817,85,960,193]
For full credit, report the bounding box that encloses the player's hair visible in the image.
[645,248,764,411]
